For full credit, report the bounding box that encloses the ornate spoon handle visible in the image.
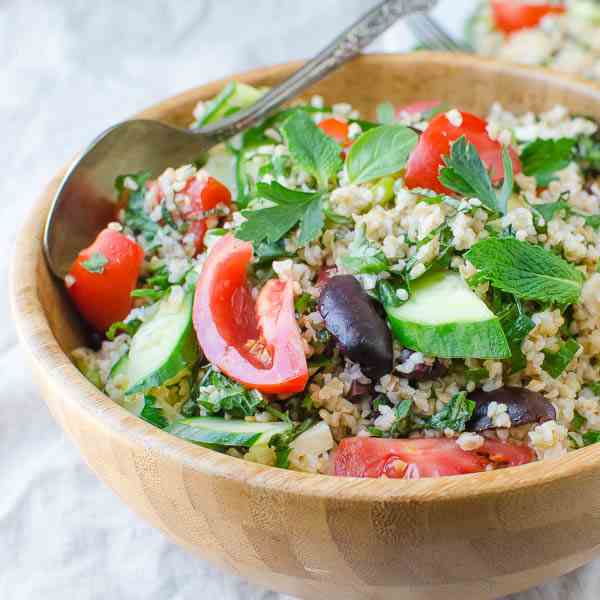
[199,0,438,142]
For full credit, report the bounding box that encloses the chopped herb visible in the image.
[439,136,512,215]
[542,339,580,378]
[389,399,414,438]
[465,237,584,305]
[115,171,158,240]
[281,111,342,189]
[323,204,353,226]
[341,224,389,274]
[193,367,263,418]
[574,134,600,176]
[81,251,108,274]
[105,319,141,340]
[235,182,324,245]
[572,411,586,432]
[586,382,600,395]
[583,430,600,446]
[464,367,489,384]
[130,288,166,301]
[429,392,475,433]
[520,138,576,186]
[140,394,169,429]
[533,194,571,223]
[254,239,292,265]
[268,418,316,468]
[375,279,403,308]
[346,125,418,185]
[294,293,316,315]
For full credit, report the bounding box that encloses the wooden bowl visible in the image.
[11,52,600,600]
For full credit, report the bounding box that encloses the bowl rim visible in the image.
[12,51,600,504]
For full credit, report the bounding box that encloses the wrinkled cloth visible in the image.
[1,0,597,598]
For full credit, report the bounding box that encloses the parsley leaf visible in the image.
[81,251,108,274]
[465,237,584,305]
[341,224,389,274]
[499,302,535,373]
[542,339,580,378]
[281,111,342,189]
[235,182,324,245]
[429,392,475,433]
[439,136,512,214]
[193,367,263,418]
[105,319,142,341]
[346,125,418,185]
[140,394,169,429]
[520,138,576,186]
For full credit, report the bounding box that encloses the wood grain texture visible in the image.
[10,53,600,600]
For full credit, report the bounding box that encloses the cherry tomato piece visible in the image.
[491,0,566,35]
[66,228,144,332]
[405,110,521,194]
[193,234,308,394]
[334,437,534,479]
[318,117,351,147]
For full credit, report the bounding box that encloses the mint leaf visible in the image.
[298,196,324,245]
[82,251,108,274]
[281,111,342,189]
[341,224,389,274]
[521,138,576,186]
[429,392,475,433]
[542,339,580,378]
[376,101,395,125]
[346,124,418,185]
[141,395,168,429]
[439,136,508,214]
[235,182,324,245]
[465,237,584,305]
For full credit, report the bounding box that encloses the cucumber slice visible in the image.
[385,271,510,359]
[204,147,236,193]
[125,290,199,395]
[198,82,265,126]
[109,352,129,382]
[168,417,291,447]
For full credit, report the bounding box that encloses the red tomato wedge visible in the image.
[405,110,521,194]
[334,437,534,479]
[67,228,144,332]
[318,117,351,147]
[182,176,232,252]
[193,234,308,394]
[397,100,442,116]
[491,0,566,35]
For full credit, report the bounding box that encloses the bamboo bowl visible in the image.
[11,53,600,600]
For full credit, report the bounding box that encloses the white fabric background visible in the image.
[1,1,596,598]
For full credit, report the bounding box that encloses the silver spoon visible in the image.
[43,0,437,278]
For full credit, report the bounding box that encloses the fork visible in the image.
[43,0,437,278]
[405,12,472,52]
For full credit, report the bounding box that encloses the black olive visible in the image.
[467,386,556,431]
[318,275,393,380]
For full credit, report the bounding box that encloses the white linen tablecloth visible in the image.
[1,1,597,597]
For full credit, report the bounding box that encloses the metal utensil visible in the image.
[43,0,437,278]
[405,12,472,53]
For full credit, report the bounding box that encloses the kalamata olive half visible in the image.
[318,275,393,380]
[467,386,556,431]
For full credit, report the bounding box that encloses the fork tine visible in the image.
[406,13,468,53]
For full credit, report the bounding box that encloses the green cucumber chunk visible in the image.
[197,82,265,126]
[168,417,291,447]
[125,290,199,395]
[386,271,510,359]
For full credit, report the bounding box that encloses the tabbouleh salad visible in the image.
[67,81,600,479]
[469,0,600,81]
